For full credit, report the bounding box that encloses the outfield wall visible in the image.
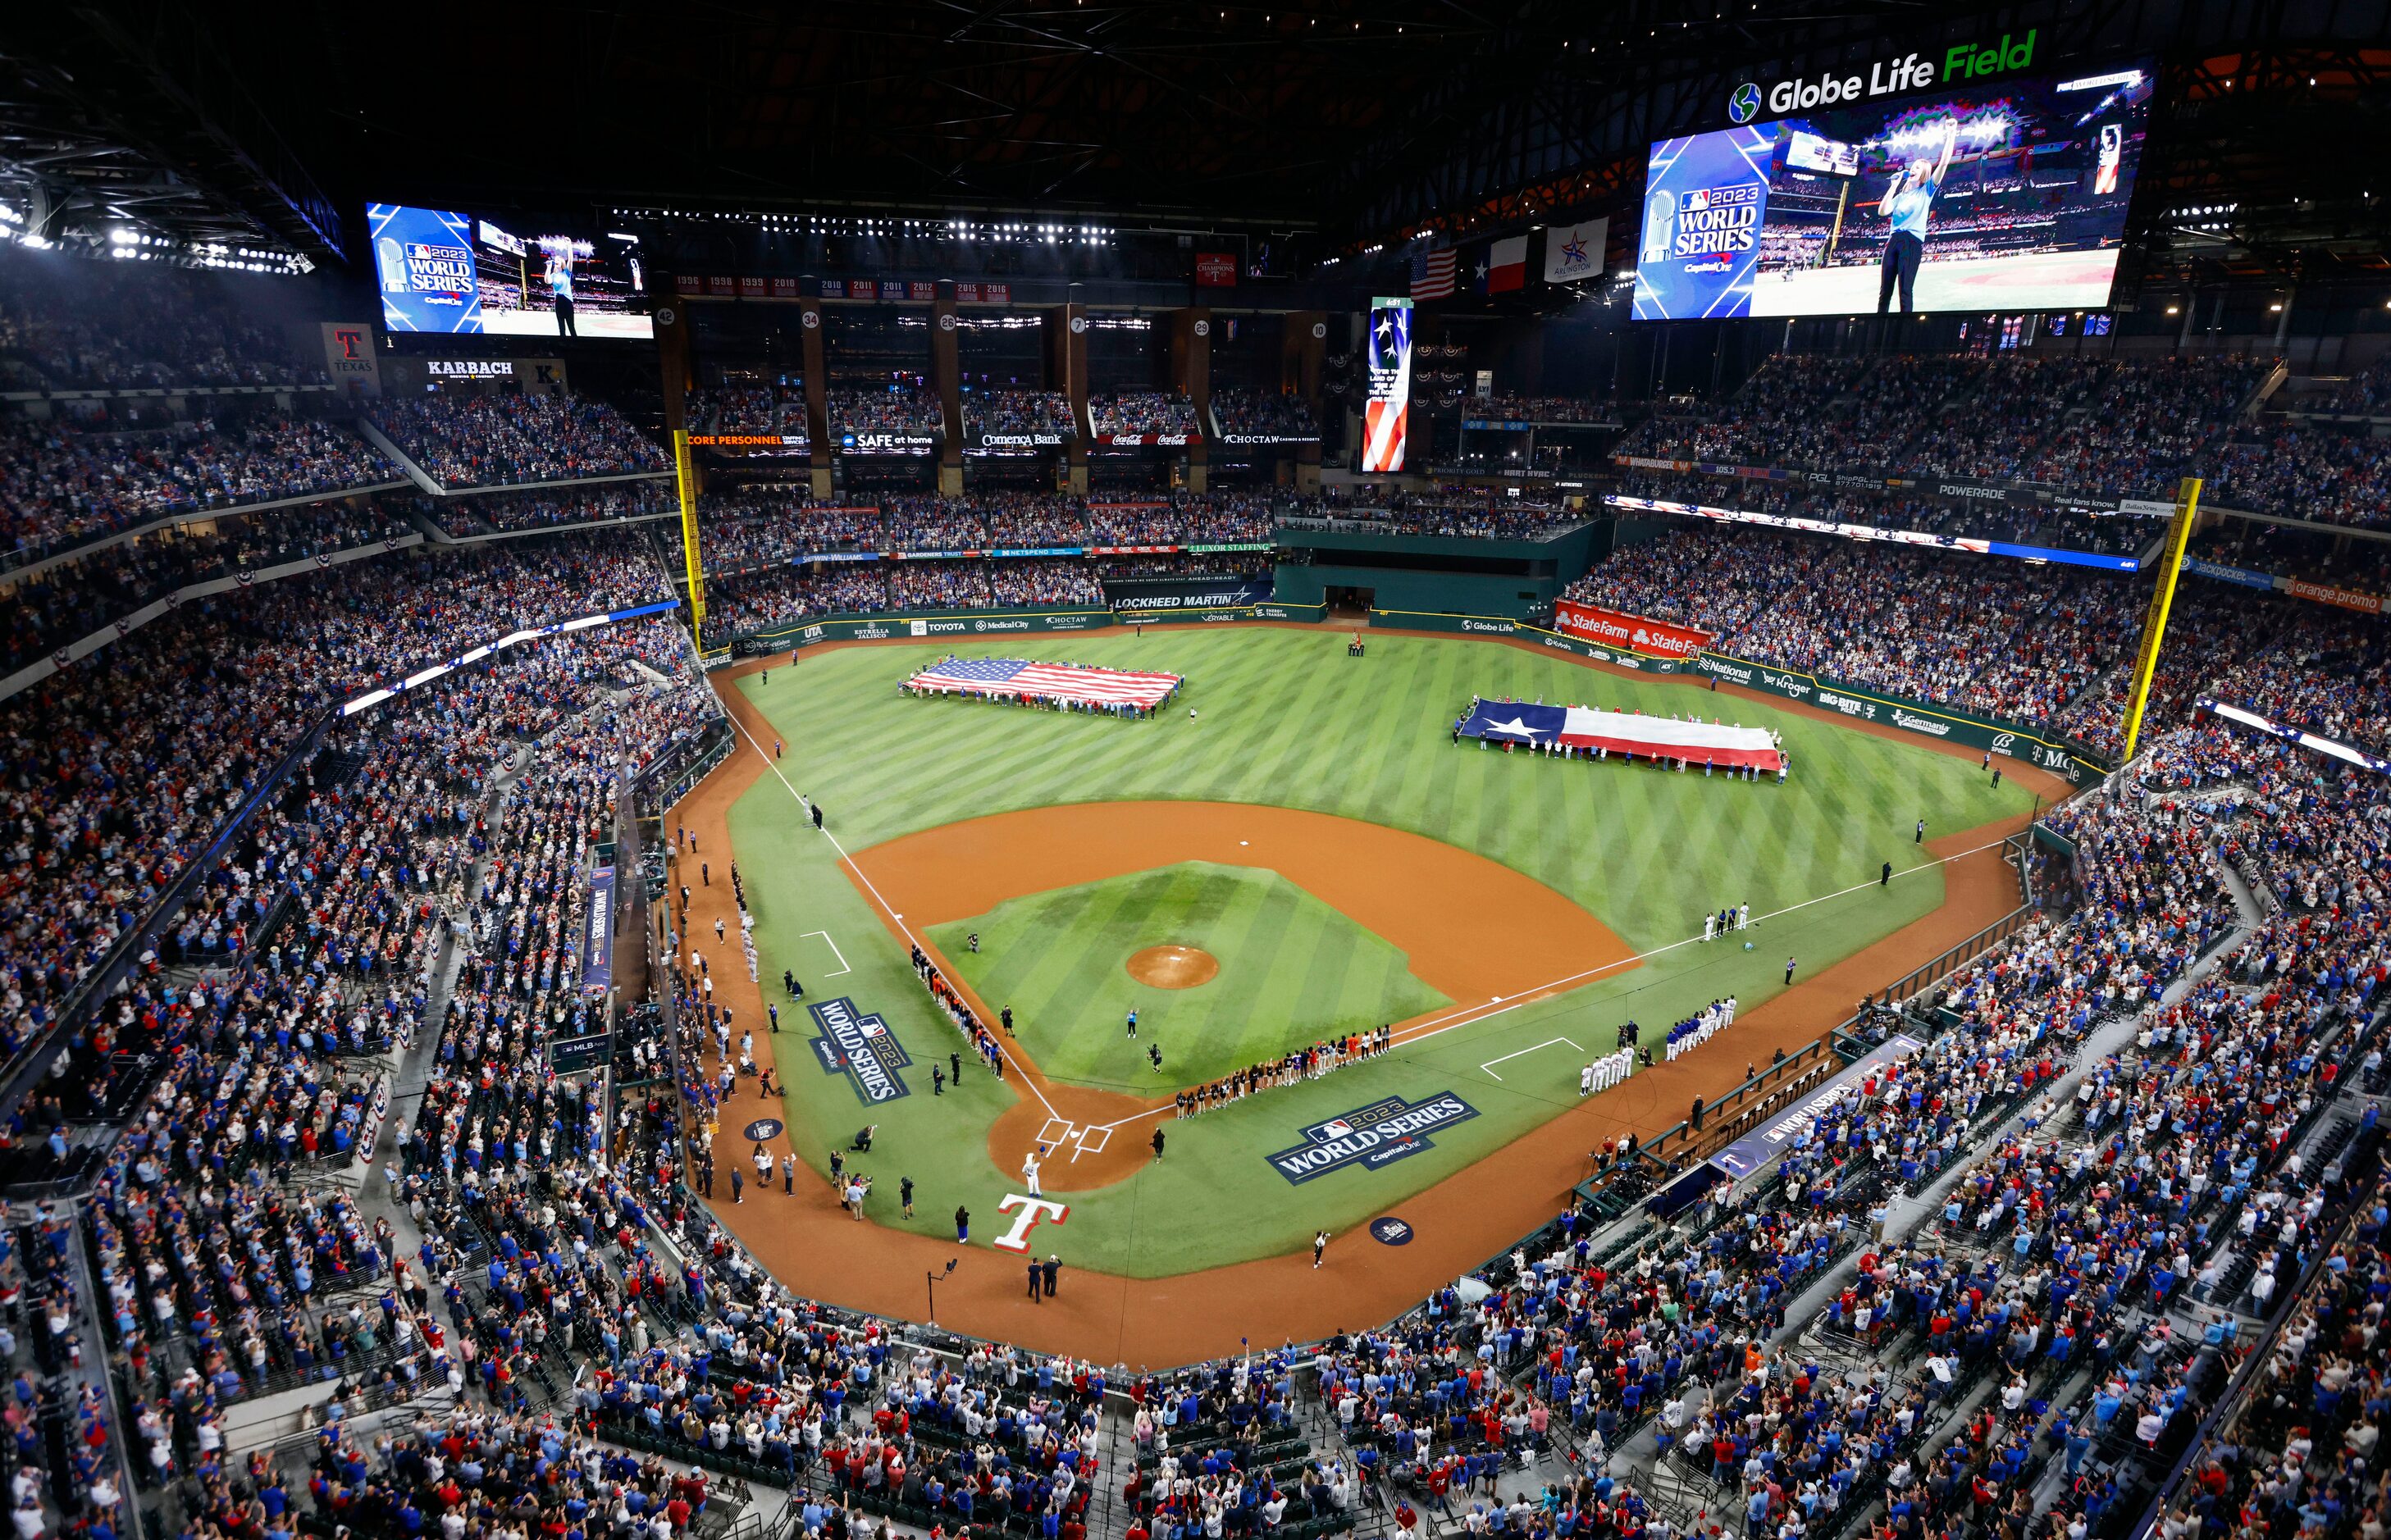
[728,600,1323,654]
[1371,608,2110,786]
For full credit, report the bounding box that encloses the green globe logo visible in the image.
[1728,82,1762,124]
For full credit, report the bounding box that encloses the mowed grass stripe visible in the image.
[927,860,1448,1088]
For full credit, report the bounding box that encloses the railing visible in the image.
[1594,1034,1844,1187]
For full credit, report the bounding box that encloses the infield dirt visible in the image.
[665,633,2069,1365]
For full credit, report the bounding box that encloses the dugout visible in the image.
[1271,520,1599,621]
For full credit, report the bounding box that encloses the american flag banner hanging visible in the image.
[1411,247,1458,302]
[1362,296,1412,474]
[906,657,1184,710]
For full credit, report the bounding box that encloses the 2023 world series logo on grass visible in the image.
[1265,1092,1480,1185]
[810,997,912,1103]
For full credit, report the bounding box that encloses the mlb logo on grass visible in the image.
[1316,1119,1356,1141]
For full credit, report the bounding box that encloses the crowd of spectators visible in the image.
[1469,394,1617,424]
[438,483,677,537]
[1568,513,2391,754]
[828,385,944,438]
[1618,352,2271,500]
[2202,425,2391,529]
[0,410,397,564]
[0,251,329,392]
[1210,389,1318,438]
[687,386,804,439]
[0,501,415,673]
[2311,354,2391,417]
[370,394,668,489]
[1090,391,1199,437]
[964,389,1076,437]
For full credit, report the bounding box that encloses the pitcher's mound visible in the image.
[1126,945,1220,989]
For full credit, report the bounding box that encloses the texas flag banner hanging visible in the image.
[1486,235,1529,294]
[1543,217,1608,285]
[1455,699,1782,771]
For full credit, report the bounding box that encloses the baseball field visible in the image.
[675,623,2046,1356]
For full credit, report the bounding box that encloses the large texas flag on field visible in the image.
[1459,699,1781,771]
[908,656,1184,709]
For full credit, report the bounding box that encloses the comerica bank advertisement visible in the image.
[1634,47,2151,320]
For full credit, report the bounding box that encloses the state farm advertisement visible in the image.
[1554,599,1712,660]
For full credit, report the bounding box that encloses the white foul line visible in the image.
[1477,1035,1582,1082]
[803,930,852,976]
[721,702,1062,1125]
[1085,833,2019,1135]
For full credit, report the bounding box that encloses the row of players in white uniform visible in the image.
[1701,903,1753,941]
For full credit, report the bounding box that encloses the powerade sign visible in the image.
[1266,1091,1479,1185]
[808,997,911,1104]
[1725,34,2035,125]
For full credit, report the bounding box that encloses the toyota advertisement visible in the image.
[1633,55,2151,320]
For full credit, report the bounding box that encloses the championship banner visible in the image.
[369,205,479,333]
[1554,599,1710,660]
[1362,296,1412,473]
[581,866,614,997]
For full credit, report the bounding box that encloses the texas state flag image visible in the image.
[1484,235,1528,294]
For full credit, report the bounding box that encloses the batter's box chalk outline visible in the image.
[1071,1124,1111,1159]
[1035,1117,1079,1147]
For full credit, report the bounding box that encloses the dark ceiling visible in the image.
[222,0,1580,230]
[11,0,2389,288]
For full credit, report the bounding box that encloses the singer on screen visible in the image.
[1875,118,1956,316]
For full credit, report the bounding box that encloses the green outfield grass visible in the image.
[729,625,2034,1276]
[925,861,1451,1091]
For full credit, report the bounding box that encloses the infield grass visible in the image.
[729,625,2036,1275]
[926,861,1451,1091]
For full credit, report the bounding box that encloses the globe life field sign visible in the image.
[1728,31,2036,123]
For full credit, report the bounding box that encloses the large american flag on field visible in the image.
[1411,247,1458,301]
[906,657,1184,709]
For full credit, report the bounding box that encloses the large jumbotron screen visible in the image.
[1631,60,2152,320]
[369,203,653,338]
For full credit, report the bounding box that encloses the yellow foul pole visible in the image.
[2119,475,2202,760]
[673,428,705,640]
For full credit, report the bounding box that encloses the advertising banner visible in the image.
[1695,652,2106,782]
[732,606,1116,656]
[1712,1034,1923,1181]
[1554,599,1711,660]
[1364,609,1687,673]
[839,431,938,456]
[1102,576,1274,612]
